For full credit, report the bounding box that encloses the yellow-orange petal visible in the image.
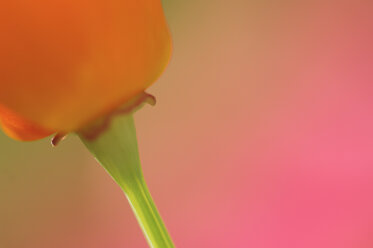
[0,0,171,135]
[0,105,53,141]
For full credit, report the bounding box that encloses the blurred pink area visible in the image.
[1,1,372,247]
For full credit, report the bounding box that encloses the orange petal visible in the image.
[0,0,171,134]
[0,105,53,141]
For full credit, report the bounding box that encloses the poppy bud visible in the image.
[0,0,171,141]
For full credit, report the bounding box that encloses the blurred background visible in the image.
[1,1,373,247]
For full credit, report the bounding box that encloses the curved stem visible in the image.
[78,114,175,248]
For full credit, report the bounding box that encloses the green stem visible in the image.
[127,177,175,247]
[78,114,175,248]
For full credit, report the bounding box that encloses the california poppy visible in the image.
[0,1,174,247]
[0,0,171,140]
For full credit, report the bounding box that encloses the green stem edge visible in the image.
[78,114,175,248]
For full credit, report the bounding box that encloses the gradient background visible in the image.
[1,1,373,247]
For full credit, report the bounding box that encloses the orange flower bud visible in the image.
[0,105,54,141]
[0,1,171,141]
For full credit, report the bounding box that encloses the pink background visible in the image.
[1,1,372,247]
